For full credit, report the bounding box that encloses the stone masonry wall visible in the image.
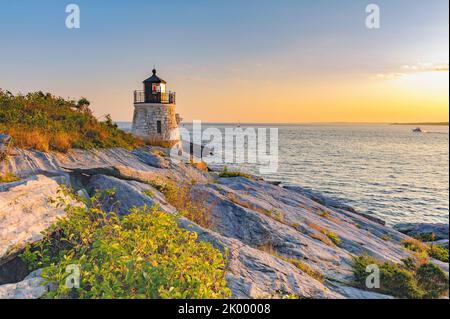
[132,103,180,142]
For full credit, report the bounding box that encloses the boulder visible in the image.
[0,134,11,161]
[0,269,47,299]
[189,177,412,285]
[394,223,449,241]
[0,175,73,283]
[132,148,170,169]
[87,174,176,215]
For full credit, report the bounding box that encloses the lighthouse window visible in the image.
[157,120,162,133]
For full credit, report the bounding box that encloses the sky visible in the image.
[0,0,448,123]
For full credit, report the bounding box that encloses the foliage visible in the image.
[318,210,329,218]
[218,166,251,179]
[261,209,285,223]
[352,254,449,299]
[402,238,428,253]
[0,171,20,183]
[412,232,436,242]
[0,90,142,152]
[142,189,155,198]
[415,263,449,298]
[307,222,341,247]
[322,230,341,246]
[20,190,230,299]
[402,238,449,263]
[428,245,449,263]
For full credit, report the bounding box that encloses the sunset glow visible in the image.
[0,0,448,123]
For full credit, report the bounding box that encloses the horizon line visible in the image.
[115,120,450,126]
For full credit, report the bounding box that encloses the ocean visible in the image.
[117,122,449,226]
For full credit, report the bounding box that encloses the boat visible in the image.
[412,127,423,133]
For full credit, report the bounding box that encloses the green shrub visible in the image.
[413,233,436,242]
[352,254,449,299]
[415,263,449,299]
[402,237,449,263]
[0,90,142,152]
[21,191,230,299]
[218,166,251,179]
[428,245,449,263]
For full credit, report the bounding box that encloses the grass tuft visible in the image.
[0,171,20,183]
[218,166,251,179]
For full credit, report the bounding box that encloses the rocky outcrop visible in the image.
[0,176,71,260]
[394,223,449,241]
[0,269,47,299]
[88,174,176,215]
[177,218,341,299]
[1,147,447,299]
[0,134,11,161]
[283,185,386,226]
[188,178,411,286]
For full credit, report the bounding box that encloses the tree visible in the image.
[76,97,91,112]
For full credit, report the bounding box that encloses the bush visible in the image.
[428,245,449,263]
[21,191,230,299]
[352,254,449,299]
[0,90,142,152]
[402,238,449,263]
[218,166,251,179]
[415,263,449,299]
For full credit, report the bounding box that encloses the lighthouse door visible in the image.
[157,121,162,134]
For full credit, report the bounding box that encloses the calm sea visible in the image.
[118,122,449,226]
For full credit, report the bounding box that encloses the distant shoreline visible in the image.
[391,122,449,126]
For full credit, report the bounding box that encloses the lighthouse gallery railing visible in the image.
[134,90,176,104]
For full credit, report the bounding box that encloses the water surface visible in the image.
[119,122,449,226]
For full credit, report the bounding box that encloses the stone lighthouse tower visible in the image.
[132,69,181,146]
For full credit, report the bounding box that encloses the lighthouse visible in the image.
[132,69,181,147]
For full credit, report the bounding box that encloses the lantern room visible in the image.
[134,69,176,104]
[144,69,166,94]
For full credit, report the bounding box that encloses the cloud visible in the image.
[374,72,406,80]
[373,62,448,80]
[402,62,449,72]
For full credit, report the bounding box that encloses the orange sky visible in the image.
[1,1,448,123]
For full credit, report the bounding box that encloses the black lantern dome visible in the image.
[143,69,167,84]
